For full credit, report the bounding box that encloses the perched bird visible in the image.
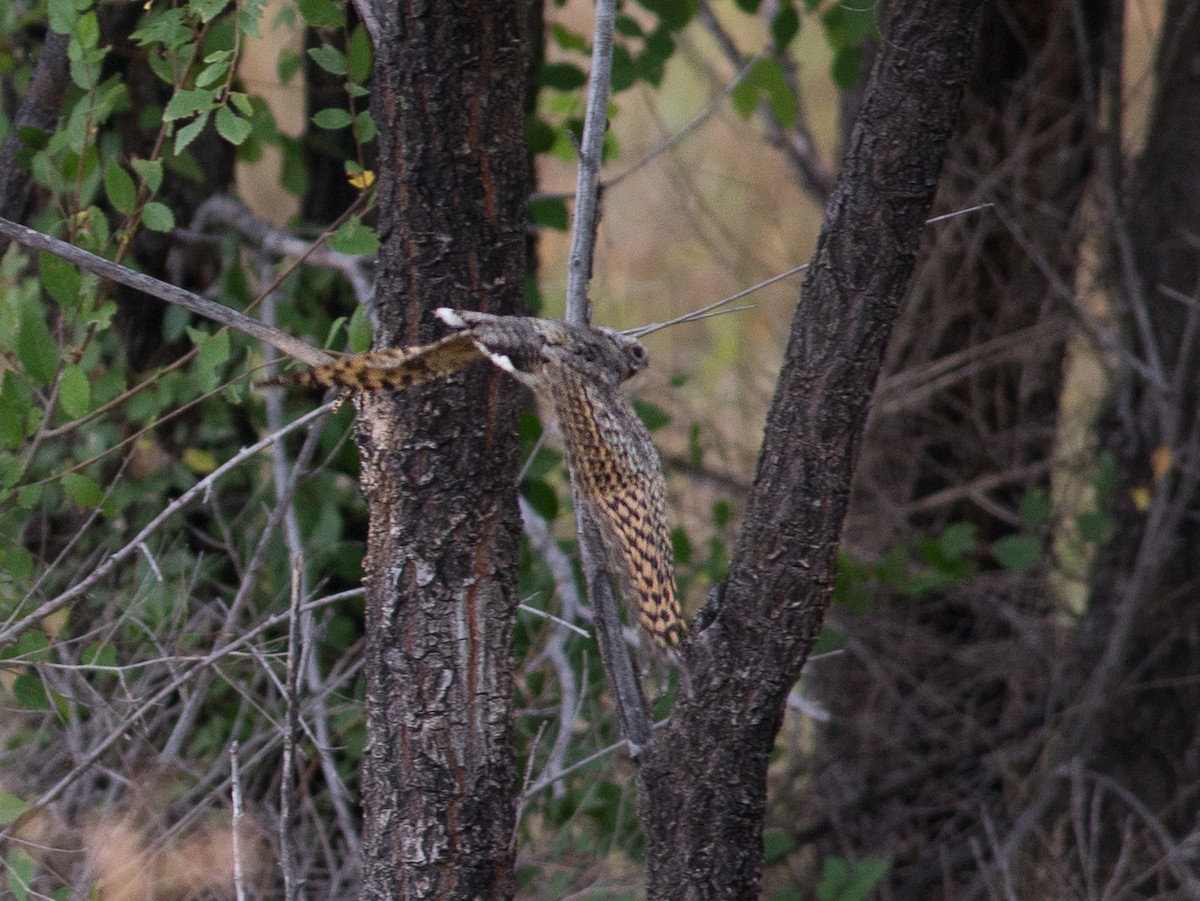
[267,309,685,651]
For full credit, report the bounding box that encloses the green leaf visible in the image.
[713,499,731,528]
[528,197,569,231]
[313,107,353,130]
[0,793,30,827]
[73,10,99,48]
[671,526,692,564]
[1077,511,1116,545]
[522,478,558,521]
[763,828,797,863]
[195,60,230,89]
[191,0,231,23]
[3,545,34,580]
[308,44,347,75]
[733,0,762,11]
[12,673,50,711]
[614,16,644,38]
[164,88,216,121]
[215,106,252,144]
[103,159,138,214]
[189,326,231,392]
[49,0,75,34]
[131,157,164,192]
[297,0,344,28]
[130,8,190,47]
[817,855,889,901]
[328,218,379,255]
[810,625,846,655]
[633,399,670,431]
[59,364,91,418]
[553,23,590,51]
[771,3,800,48]
[141,201,175,232]
[830,46,863,90]
[526,118,557,154]
[1,630,48,662]
[938,522,977,560]
[347,25,373,83]
[82,642,117,667]
[347,304,372,352]
[636,0,696,31]
[173,110,212,155]
[353,110,377,143]
[229,91,255,117]
[610,44,637,92]
[539,62,588,91]
[1020,487,1053,525]
[19,303,58,386]
[278,48,303,84]
[63,471,102,508]
[1094,450,1117,499]
[39,253,82,307]
[992,534,1042,570]
[5,848,34,901]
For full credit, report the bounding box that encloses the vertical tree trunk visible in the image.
[637,1,986,896]
[357,3,531,898]
[805,2,1111,893]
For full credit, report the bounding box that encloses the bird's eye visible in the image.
[629,345,646,360]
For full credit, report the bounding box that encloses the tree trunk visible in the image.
[637,1,986,896]
[803,2,1111,894]
[356,3,531,898]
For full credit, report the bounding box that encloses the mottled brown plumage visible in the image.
[268,309,685,651]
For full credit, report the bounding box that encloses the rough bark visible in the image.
[356,3,531,899]
[804,2,1110,894]
[637,1,986,896]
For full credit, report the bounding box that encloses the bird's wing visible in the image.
[264,333,488,392]
[548,362,684,651]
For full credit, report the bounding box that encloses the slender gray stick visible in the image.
[0,216,330,367]
[561,0,654,750]
[564,0,617,326]
[280,561,303,901]
[230,741,248,901]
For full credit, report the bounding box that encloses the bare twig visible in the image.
[280,561,303,901]
[230,742,248,901]
[564,0,617,326]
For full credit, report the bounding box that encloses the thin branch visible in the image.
[0,216,330,367]
[564,0,617,327]
[280,561,303,901]
[230,741,248,901]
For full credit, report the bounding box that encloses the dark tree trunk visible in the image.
[1079,0,1200,832]
[356,3,532,898]
[801,2,1112,894]
[636,1,986,896]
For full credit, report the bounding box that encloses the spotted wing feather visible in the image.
[548,362,684,650]
[265,333,487,392]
